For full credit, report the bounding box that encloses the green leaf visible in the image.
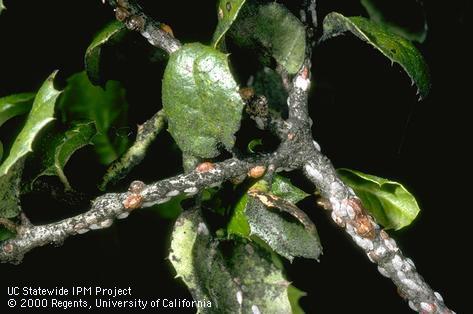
[226,242,293,314]
[338,168,420,230]
[58,72,129,165]
[85,21,128,85]
[288,285,307,314]
[227,193,251,237]
[0,93,35,159]
[0,72,60,177]
[361,0,427,43]
[162,43,245,158]
[229,2,306,74]
[0,0,5,15]
[245,191,322,261]
[211,0,247,48]
[320,12,430,100]
[170,209,294,313]
[0,93,35,127]
[229,176,309,237]
[271,174,309,204]
[0,72,61,218]
[229,181,321,262]
[33,122,96,190]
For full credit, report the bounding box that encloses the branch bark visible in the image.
[286,58,453,313]
[106,0,181,54]
[303,155,452,314]
[0,147,307,264]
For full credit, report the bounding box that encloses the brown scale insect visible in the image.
[3,243,13,253]
[342,198,376,239]
[123,180,145,210]
[248,166,266,178]
[123,193,143,210]
[196,162,215,173]
[353,215,376,239]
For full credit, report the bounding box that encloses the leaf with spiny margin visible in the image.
[170,208,294,313]
[58,72,129,165]
[361,0,427,43]
[33,122,96,190]
[0,93,35,162]
[288,285,307,314]
[0,93,35,127]
[229,2,306,74]
[320,12,430,100]
[338,168,420,230]
[228,180,321,262]
[0,72,60,177]
[85,21,128,85]
[271,174,309,204]
[162,43,245,158]
[0,72,61,218]
[211,0,247,48]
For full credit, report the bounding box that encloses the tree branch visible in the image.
[106,0,181,54]
[0,146,308,264]
[303,153,453,313]
[301,0,318,29]
[100,110,166,190]
[284,57,454,313]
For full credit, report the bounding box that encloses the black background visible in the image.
[0,0,470,313]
